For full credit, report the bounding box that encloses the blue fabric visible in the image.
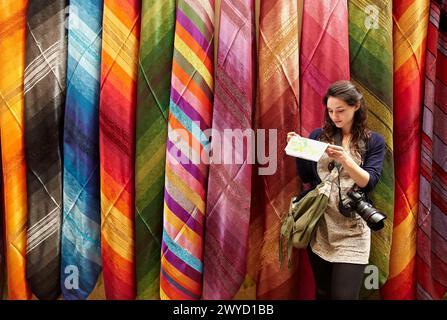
[296,128,386,198]
[60,0,103,300]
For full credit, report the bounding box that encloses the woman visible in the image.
[287,80,386,300]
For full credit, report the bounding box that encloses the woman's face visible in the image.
[326,96,359,131]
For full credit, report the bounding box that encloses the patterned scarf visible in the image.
[382,0,429,299]
[255,0,301,299]
[160,0,214,300]
[202,0,255,300]
[61,0,104,300]
[416,0,447,300]
[135,0,175,299]
[99,0,141,300]
[24,0,67,300]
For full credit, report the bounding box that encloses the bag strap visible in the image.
[334,131,357,218]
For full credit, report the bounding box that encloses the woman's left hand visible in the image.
[326,144,351,166]
[326,144,370,188]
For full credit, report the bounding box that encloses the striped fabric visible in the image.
[202,0,255,300]
[382,0,429,299]
[61,0,103,300]
[416,0,447,300]
[99,0,141,300]
[300,0,350,137]
[348,0,394,298]
[0,0,31,300]
[135,0,175,300]
[160,0,214,300]
[255,0,301,299]
[24,0,67,300]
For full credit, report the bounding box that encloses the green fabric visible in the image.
[348,0,394,298]
[135,0,176,299]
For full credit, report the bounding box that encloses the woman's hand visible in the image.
[287,132,300,143]
[326,144,351,166]
[326,144,370,188]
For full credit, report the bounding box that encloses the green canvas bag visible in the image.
[279,170,336,268]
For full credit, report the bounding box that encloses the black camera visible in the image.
[339,190,386,231]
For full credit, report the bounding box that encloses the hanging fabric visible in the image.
[202,0,256,300]
[0,0,31,300]
[160,0,214,300]
[255,0,301,299]
[0,147,3,299]
[381,0,429,300]
[135,0,175,299]
[416,0,447,300]
[61,0,104,300]
[300,0,350,137]
[24,0,67,300]
[99,0,141,300]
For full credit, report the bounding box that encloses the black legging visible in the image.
[307,246,366,300]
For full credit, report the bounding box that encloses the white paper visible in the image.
[285,135,329,162]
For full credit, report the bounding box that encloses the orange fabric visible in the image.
[0,0,31,300]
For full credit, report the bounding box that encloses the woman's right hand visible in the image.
[287,132,300,143]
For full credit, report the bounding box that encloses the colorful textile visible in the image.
[300,0,350,137]
[255,0,301,299]
[99,0,141,300]
[382,0,429,300]
[61,0,104,300]
[0,150,3,299]
[160,0,214,300]
[24,0,67,300]
[135,0,175,299]
[0,0,31,300]
[416,0,447,300]
[202,0,255,300]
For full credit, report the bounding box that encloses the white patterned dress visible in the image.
[309,147,370,264]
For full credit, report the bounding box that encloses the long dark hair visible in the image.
[320,80,370,156]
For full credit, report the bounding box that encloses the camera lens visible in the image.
[355,201,386,231]
[367,211,386,231]
[344,190,387,231]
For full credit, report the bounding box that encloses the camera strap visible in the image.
[333,131,356,218]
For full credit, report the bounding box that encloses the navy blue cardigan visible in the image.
[296,128,386,202]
